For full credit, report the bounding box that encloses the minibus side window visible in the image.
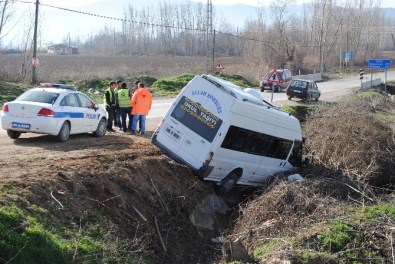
[221,125,294,159]
[250,133,272,156]
[267,140,293,159]
[221,126,249,151]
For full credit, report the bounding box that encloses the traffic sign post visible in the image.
[214,60,224,72]
[32,57,40,67]
[359,68,364,89]
[367,59,392,92]
[268,69,282,102]
[368,59,391,69]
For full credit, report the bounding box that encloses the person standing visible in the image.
[130,83,152,135]
[114,80,123,130]
[117,82,132,133]
[130,80,141,132]
[129,80,139,98]
[103,81,116,132]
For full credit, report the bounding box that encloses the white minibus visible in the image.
[151,75,303,194]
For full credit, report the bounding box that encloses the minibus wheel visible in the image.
[216,172,238,195]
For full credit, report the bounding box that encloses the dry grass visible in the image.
[303,92,395,188]
[222,90,395,263]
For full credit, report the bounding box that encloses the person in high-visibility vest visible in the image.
[117,82,132,133]
[103,81,116,131]
[130,83,152,135]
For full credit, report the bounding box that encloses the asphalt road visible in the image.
[148,70,395,117]
[1,71,394,138]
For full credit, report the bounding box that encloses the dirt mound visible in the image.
[1,136,218,263]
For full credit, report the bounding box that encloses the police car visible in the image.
[1,83,107,142]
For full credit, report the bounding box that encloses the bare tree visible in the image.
[0,0,16,45]
[269,0,295,67]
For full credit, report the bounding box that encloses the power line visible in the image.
[13,0,207,32]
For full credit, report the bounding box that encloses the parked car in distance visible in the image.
[259,69,292,93]
[1,83,107,142]
[286,79,321,102]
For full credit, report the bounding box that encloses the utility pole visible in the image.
[212,29,215,73]
[206,0,212,74]
[32,0,39,84]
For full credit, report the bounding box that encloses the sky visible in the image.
[43,0,395,8]
[2,0,395,48]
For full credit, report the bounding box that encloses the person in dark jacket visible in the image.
[114,80,123,129]
[103,81,116,131]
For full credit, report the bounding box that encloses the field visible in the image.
[0,54,261,84]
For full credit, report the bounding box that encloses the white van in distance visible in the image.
[151,75,303,194]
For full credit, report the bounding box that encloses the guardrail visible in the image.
[294,73,323,82]
[361,78,381,89]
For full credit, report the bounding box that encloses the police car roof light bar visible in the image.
[39,83,76,90]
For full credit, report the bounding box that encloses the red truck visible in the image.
[259,69,293,93]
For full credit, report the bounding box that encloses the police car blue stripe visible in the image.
[54,112,85,118]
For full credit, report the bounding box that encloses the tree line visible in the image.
[83,0,395,73]
[1,0,394,81]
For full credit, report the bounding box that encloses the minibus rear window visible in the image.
[170,96,223,142]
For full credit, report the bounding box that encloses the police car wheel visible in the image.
[7,130,21,139]
[93,118,107,137]
[57,122,70,142]
[217,172,238,195]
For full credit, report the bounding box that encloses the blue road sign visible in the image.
[344,51,352,62]
[368,59,392,69]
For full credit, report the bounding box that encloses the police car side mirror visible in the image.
[93,104,99,111]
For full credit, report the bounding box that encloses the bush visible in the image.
[0,81,30,106]
[303,91,395,188]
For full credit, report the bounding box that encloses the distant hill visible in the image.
[383,7,395,19]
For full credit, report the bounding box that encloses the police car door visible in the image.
[76,93,100,131]
[59,93,84,133]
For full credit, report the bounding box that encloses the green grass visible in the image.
[0,203,150,263]
[280,104,317,121]
[150,72,259,97]
[317,222,355,252]
[0,73,257,105]
[0,81,31,106]
[214,73,258,88]
[0,205,71,263]
[358,204,395,220]
[250,204,394,263]
[151,73,195,97]
[253,239,287,260]
[356,88,382,99]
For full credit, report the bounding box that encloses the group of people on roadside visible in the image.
[104,80,152,136]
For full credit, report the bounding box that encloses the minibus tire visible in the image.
[217,172,238,195]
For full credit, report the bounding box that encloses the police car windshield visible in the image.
[16,90,59,104]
